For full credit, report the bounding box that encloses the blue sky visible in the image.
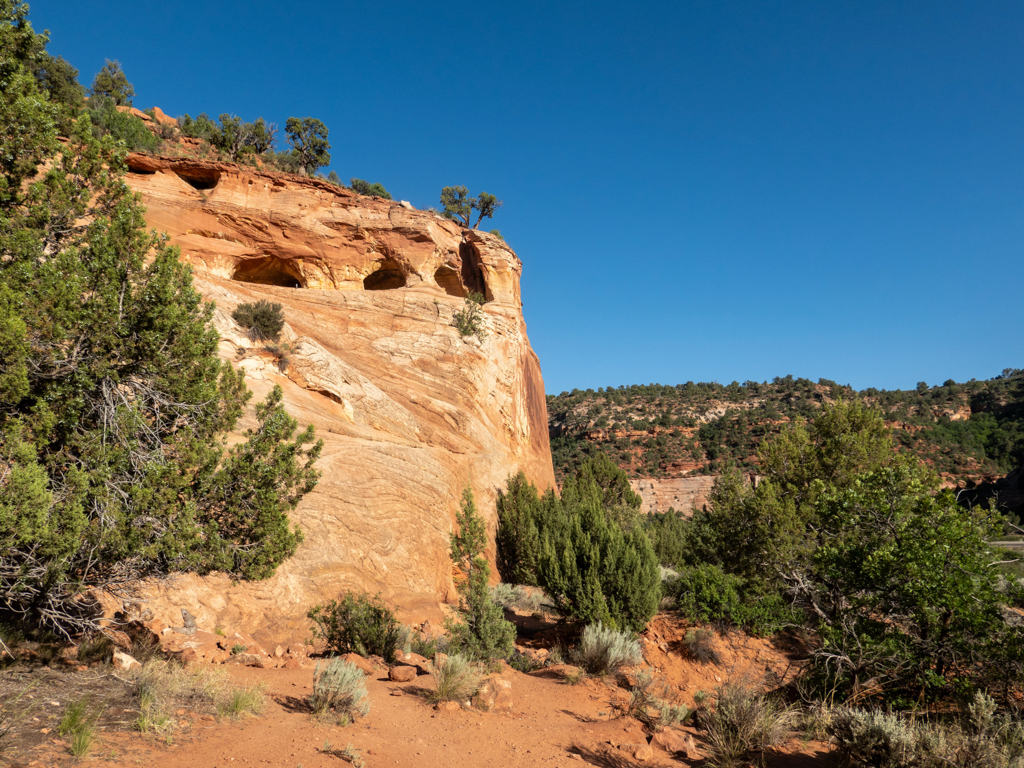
[35,1,1023,394]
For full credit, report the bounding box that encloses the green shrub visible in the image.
[179,112,222,144]
[572,623,642,675]
[232,299,285,343]
[666,564,796,636]
[307,591,401,662]
[310,658,370,721]
[703,681,796,768]
[497,456,661,633]
[86,95,159,152]
[350,178,392,199]
[430,653,479,703]
[452,294,486,340]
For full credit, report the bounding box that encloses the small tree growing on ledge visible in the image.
[452,291,487,341]
[440,187,503,229]
[350,178,392,200]
[232,299,285,342]
[285,116,331,175]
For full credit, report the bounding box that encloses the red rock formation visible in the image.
[123,154,554,642]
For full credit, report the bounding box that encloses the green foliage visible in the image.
[693,401,1019,703]
[572,622,642,675]
[489,229,503,240]
[307,592,401,662]
[699,400,893,594]
[644,508,689,567]
[215,114,277,161]
[310,658,370,720]
[350,178,391,199]
[664,564,796,636]
[489,583,543,613]
[285,116,330,174]
[451,294,487,340]
[496,456,661,632]
[495,472,544,585]
[439,186,503,228]
[446,487,516,661]
[32,53,84,118]
[0,10,321,636]
[179,112,221,143]
[90,59,133,105]
[216,682,266,718]
[85,94,159,151]
[232,299,285,342]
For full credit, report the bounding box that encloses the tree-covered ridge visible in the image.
[548,369,1024,484]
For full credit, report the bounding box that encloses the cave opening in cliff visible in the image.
[232,256,305,288]
[176,170,220,191]
[433,265,467,297]
[458,241,490,300]
[363,260,407,290]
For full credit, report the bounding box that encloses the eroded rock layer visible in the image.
[124,155,555,642]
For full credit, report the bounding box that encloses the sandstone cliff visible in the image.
[123,154,555,641]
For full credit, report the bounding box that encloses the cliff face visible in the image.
[124,154,555,640]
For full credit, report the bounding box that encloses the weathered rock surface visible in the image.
[631,476,717,516]
[123,155,555,644]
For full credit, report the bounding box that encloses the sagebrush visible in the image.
[573,623,642,675]
[311,658,370,721]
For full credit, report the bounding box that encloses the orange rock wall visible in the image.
[124,155,555,642]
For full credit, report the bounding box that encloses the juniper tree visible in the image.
[285,116,330,175]
[446,487,515,660]
[0,4,321,635]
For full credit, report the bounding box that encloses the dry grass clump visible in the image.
[133,659,264,734]
[573,623,642,676]
[615,669,691,731]
[829,692,1024,768]
[702,679,796,768]
[684,628,721,664]
[429,653,480,703]
[489,583,544,613]
[310,658,370,722]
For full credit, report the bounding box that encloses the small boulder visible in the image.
[149,106,177,127]
[471,676,513,711]
[112,650,141,672]
[342,653,375,676]
[282,658,302,670]
[651,729,697,758]
[287,643,306,657]
[389,665,417,683]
